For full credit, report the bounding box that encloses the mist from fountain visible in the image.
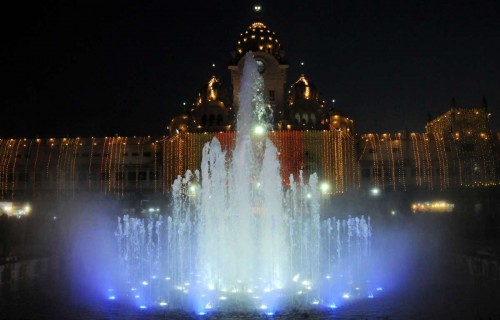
[114,53,374,314]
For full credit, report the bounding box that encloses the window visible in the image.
[138,172,147,180]
[149,171,159,180]
[127,172,136,181]
[143,152,152,157]
[462,144,475,152]
[362,168,371,178]
[18,171,29,182]
[269,90,275,101]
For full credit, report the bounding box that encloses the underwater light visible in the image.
[328,304,338,309]
[139,305,147,309]
[108,296,116,300]
[159,301,168,306]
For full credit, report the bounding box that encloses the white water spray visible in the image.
[115,53,374,313]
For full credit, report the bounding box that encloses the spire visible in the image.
[482,96,488,109]
[450,97,457,109]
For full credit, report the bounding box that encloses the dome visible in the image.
[190,75,232,132]
[168,114,189,135]
[234,17,283,62]
[288,74,320,105]
[196,75,224,106]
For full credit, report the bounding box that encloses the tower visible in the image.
[228,6,288,126]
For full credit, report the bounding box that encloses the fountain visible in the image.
[113,53,374,315]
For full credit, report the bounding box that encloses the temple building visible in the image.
[0,8,498,211]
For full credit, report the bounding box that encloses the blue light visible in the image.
[266,312,274,316]
[368,294,374,298]
[198,311,206,315]
[376,287,383,291]
[139,305,147,309]
[328,303,338,309]
[108,295,116,300]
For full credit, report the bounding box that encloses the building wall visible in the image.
[0,130,498,202]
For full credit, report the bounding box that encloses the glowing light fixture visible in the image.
[320,182,330,194]
[253,124,266,135]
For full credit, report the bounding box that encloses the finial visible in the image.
[482,96,488,109]
[254,5,261,20]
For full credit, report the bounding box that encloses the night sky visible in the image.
[2,0,499,138]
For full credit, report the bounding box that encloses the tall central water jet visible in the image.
[115,53,373,314]
[195,52,314,296]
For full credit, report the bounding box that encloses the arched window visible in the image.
[295,113,301,125]
[201,114,207,126]
[310,113,316,124]
[302,113,309,124]
[217,114,223,126]
[209,114,215,126]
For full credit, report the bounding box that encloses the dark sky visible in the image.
[2,0,499,138]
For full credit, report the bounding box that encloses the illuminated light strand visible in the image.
[122,138,128,197]
[0,140,7,199]
[397,135,407,191]
[100,138,108,193]
[22,140,33,194]
[387,135,396,191]
[368,135,378,188]
[89,138,95,192]
[153,141,157,194]
[434,133,444,190]
[376,134,385,190]
[5,140,14,198]
[72,138,80,197]
[410,134,421,186]
[10,140,22,200]
[33,139,41,195]
[113,137,120,196]
[1,140,12,199]
[422,134,433,190]
[118,137,125,197]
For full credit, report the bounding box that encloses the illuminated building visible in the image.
[0,7,498,205]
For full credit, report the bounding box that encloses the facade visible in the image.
[1,9,499,206]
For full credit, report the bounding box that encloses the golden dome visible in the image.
[288,74,320,105]
[235,19,283,61]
